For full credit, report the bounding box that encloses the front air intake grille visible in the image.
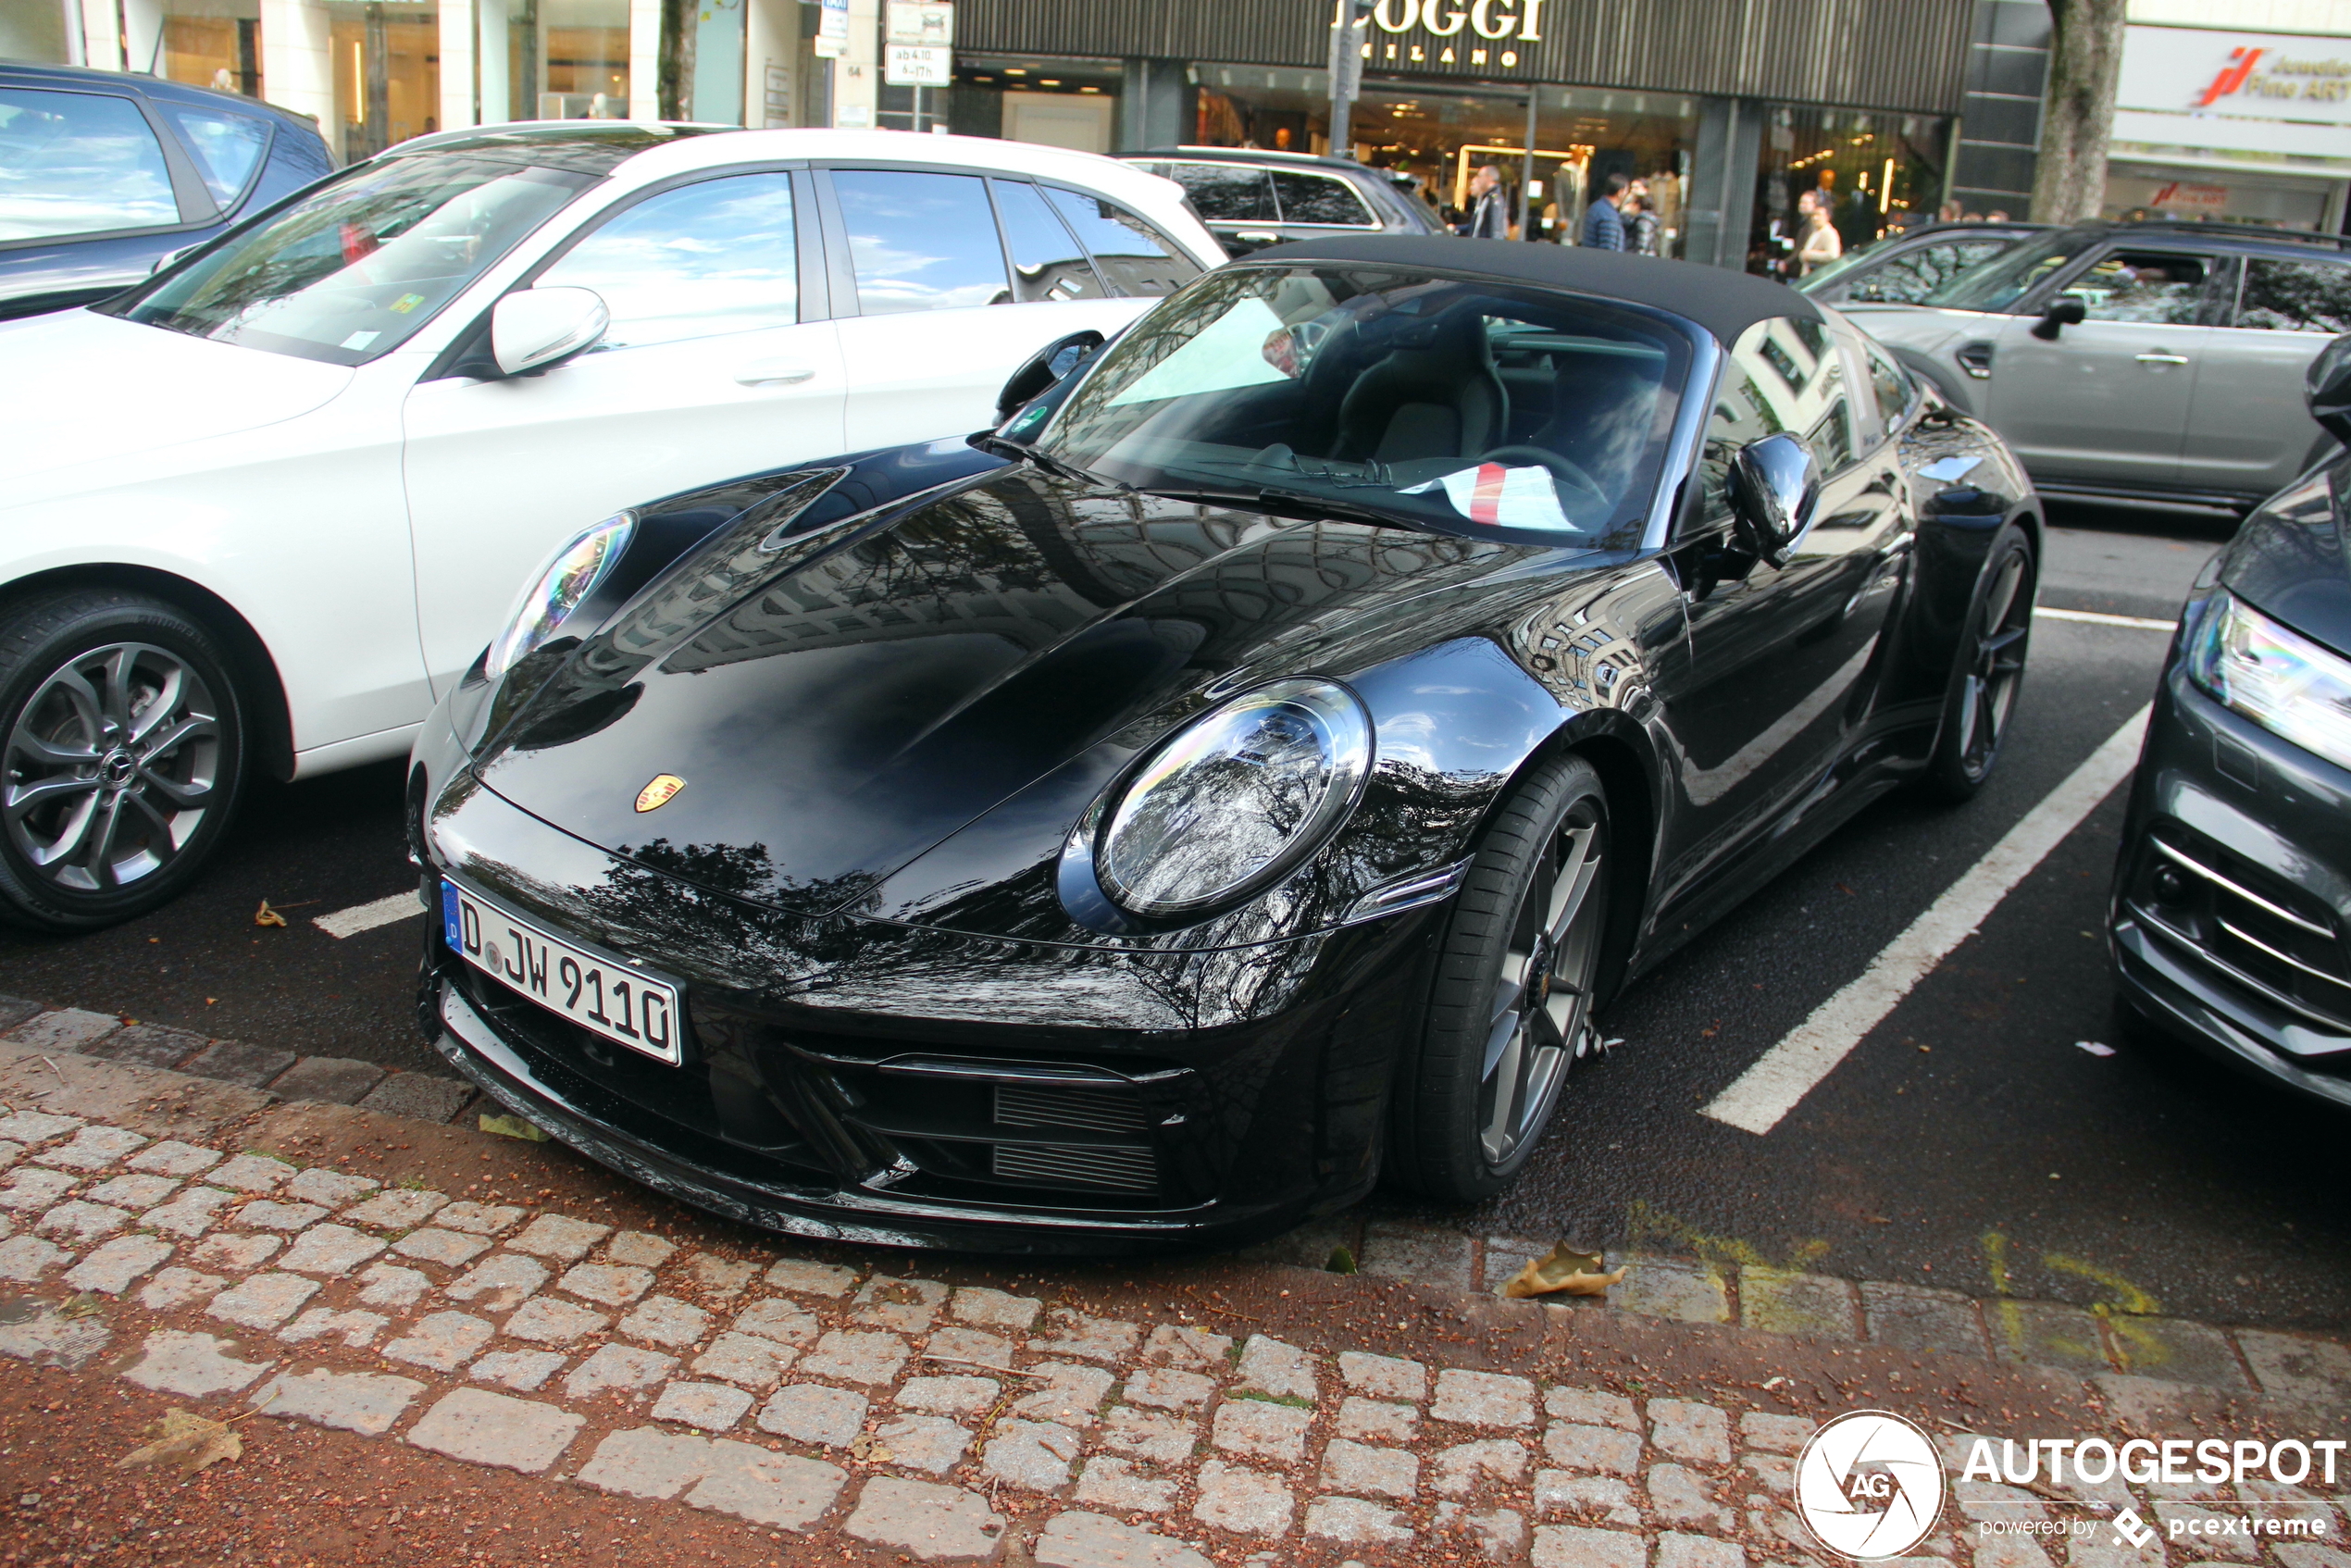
[994,1084,1150,1136]
[991,1142,1158,1193]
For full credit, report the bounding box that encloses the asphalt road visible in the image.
[6,502,2340,1334]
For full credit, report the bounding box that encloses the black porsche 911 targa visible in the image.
[409,237,2041,1253]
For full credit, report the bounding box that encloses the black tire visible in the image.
[0,589,247,933]
[1387,752,1613,1203]
[1921,527,2036,804]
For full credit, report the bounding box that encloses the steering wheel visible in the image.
[1473,445,1610,517]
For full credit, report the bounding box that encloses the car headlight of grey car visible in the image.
[482,513,635,682]
[1066,678,1375,924]
[2184,588,2351,773]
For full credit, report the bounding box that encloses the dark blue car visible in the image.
[0,63,333,320]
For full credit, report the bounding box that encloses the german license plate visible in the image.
[442,882,681,1065]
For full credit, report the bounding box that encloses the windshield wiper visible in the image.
[970,434,1130,492]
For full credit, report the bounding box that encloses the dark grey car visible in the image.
[0,64,334,320]
[1848,221,2351,512]
[1796,219,2046,306]
[2110,339,2351,1108]
[1117,147,1447,258]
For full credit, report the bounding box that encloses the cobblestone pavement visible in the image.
[1,1023,2346,1567]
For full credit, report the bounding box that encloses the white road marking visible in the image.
[1700,703,2153,1135]
[2034,606,2178,632]
[315,891,425,940]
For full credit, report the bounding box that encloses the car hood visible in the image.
[0,310,351,485]
[2221,458,2351,659]
[470,466,1552,919]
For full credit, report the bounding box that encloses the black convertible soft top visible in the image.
[1237,234,1820,346]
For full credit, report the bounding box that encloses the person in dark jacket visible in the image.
[1460,165,1511,239]
[1581,171,1628,250]
[1625,193,1661,255]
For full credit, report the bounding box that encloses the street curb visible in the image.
[3,1000,2344,1419]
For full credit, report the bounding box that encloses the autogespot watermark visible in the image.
[1793,1412,2344,1562]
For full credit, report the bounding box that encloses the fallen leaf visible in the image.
[1501,1242,1627,1300]
[1325,1244,1357,1276]
[116,1410,242,1475]
[254,901,287,928]
[477,1113,550,1143]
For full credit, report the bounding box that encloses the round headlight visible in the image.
[483,513,634,681]
[1094,678,1373,919]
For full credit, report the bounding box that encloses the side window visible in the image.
[538,172,797,348]
[990,179,1104,303]
[1165,163,1275,223]
[156,103,270,207]
[1272,171,1373,227]
[1044,186,1201,298]
[832,168,1010,313]
[2058,249,2213,325]
[1847,238,2011,304]
[1700,317,1853,522]
[0,88,180,241]
[1866,342,1914,424]
[2236,257,2351,335]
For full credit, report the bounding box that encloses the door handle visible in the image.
[735,362,816,386]
[2133,353,2191,366]
[1233,230,1281,244]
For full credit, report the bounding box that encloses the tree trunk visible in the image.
[659,0,696,120]
[2031,0,2130,224]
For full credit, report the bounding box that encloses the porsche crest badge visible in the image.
[635,774,686,813]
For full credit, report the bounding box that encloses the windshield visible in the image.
[102,154,593,365]
[1918,230,2081,312]
[1031,266,1687,549]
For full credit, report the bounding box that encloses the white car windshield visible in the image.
[107,154,592,365]
[1028,265,1687,549]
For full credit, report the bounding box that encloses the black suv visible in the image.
[0,63,335,320]
[1117,147,1448,258]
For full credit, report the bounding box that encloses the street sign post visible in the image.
[883,1,952,86]
[1327,0,1371,159]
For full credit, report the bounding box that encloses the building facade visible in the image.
[2106,0,2351,231]
[16,0,2010,268]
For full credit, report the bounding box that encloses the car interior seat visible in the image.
[1530,350,1665,499]
[1330,306,1508,466]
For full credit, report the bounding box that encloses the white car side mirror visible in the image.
[491,287,609,377]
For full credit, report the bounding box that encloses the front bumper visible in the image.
[413,764,1434,1254]
[2109,666,2351,1111]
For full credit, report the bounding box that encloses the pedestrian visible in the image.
[1797,201,1842,276]
[1581,171,1628,251]
[1459,165,1510,240]
[1626,193,1661,255]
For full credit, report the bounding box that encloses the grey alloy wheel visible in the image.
[4,640,225,892]
[1475,797,1608,1168]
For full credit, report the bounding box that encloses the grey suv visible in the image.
[1116,147,1447,258]
[1847,221,2351,511]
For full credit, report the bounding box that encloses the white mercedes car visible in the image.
[0,123,1221,931]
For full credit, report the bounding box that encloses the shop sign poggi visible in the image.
[1334,0,1547,69]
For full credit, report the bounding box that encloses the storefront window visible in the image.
[329,2,440,161]
[1753,106,1949,280]
[1184,68,1693,253]
[951,55,1121,153]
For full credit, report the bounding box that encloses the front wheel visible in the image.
[1387,753,1613,1203]
[0,590,248,932]
[1921,528,2035,803]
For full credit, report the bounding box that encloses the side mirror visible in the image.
[2030,295,2086,342]
[2306,334,2351,444]
[1725,433,1822,568]
[491,286,609,377]
[995,329,1105,430]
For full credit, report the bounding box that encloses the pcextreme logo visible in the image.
[1795,1412,1947,1562]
